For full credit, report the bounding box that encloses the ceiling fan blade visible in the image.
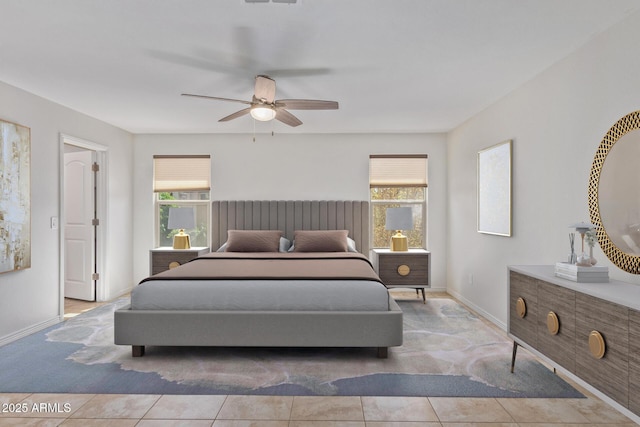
[275,109,302,127]
[182,93,252,105]
[262,67,331,78]
[219,107,252,122]
[275,99,339,110]
[254,75,276,103]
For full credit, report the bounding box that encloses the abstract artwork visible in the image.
[477,139,512,236]
[0,119,31,273]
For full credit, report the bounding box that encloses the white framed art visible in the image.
[477,139,512,236]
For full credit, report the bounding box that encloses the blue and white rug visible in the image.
[0,297,582,397]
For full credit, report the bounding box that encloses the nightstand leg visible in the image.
[421,288,426,303]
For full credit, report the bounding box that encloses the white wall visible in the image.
[447,11,640,328]
[0,81,134,343]
[132,132,447,286]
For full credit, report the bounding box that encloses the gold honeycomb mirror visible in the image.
[589,110,640,274]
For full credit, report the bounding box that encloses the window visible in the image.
[369,155,428,249]
[153,155,211,248]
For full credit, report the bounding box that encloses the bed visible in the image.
[114,200,403,358]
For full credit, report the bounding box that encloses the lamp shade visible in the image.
[385,207,413,231]
[168,207,195,230]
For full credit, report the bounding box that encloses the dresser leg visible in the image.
[510,341,518,373]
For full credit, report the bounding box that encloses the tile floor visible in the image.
[0,295,634,426]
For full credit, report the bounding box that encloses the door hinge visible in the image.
[92,273,100,281]
[92,162,99,172]
[92,218,100,226]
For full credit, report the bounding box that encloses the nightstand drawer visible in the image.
[149,247,210,275]
[372,249,430,287]
[378,254,428,285]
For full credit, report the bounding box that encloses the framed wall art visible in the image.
[477,139,512,236]
[0,119,31,273]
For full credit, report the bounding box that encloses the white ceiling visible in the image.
[1,0,638,134]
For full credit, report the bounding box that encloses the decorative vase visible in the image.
[577,253,592,267]
[589,246,597,265]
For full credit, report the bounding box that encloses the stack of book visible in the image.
[555,262,609,282]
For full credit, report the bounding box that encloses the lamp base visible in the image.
[173,232,191,249]
[390,232,408,251]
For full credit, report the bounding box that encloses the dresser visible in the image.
[508,265,640,421]
[149,247,210,275]
[371,249,430,302]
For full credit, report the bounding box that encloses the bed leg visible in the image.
[377,347,388,358]
[132,345,145,357]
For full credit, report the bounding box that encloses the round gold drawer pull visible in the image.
[169,261,181,269]
[516,297,527,318]
[589,330,606,359]
[397,264,411,276]
[546,311,559,335]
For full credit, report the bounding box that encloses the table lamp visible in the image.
[385,207,413,251]
[168,207,195,249]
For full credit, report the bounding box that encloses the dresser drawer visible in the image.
[509,271,538,348]
[575,293,629,406]
[629,309,640,415]
[537,281,576,373]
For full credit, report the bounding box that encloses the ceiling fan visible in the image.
[182,75,338,127]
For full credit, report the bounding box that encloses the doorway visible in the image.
[60,135,108,310]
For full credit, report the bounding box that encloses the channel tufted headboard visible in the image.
[212,200,370,254]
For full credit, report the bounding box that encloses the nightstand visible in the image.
[149,247,210,275]
[371,248,430,303]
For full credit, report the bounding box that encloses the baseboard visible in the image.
[0,316,61,347]
[446,289,507,332]
[101,284,134,302]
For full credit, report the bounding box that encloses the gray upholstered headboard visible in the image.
[212,200,370,254]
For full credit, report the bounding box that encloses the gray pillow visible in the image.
[293,230,349,252]
[225,230,283,252]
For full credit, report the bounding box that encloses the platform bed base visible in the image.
[115,295,402,359]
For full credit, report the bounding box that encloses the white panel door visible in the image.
[64,150,96,301]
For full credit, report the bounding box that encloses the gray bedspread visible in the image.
[132,252,390,311]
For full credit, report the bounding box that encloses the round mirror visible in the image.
[589,110,640,274]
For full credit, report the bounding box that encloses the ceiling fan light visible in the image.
[250,106,276,121]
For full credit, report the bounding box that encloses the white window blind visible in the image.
[153,155,211,192]
[369,155,428,187]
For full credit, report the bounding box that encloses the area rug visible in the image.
[0,296,582,398]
